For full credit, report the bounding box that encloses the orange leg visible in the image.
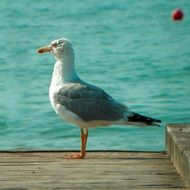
[80,128,88,158]
[65,128,88,159]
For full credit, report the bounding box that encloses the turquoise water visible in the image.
[0,0,190,151]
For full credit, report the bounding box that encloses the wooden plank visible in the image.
[0,151,186,190]
[166,124,190,187]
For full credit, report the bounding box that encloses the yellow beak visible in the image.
[37,45,52,54]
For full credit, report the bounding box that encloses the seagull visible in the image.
[37,38,161,159]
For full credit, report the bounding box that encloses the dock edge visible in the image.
[166,123,190,187]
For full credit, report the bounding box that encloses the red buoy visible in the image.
[172,9,184,21]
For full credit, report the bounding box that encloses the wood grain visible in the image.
[166,124,190,187]
[0,151,186,190]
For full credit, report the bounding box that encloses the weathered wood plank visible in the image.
[166,124,190,187]
[0,151,186,190]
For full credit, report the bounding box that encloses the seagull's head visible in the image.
[37,38,74,61]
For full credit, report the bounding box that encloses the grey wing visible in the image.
[55,83,129,122]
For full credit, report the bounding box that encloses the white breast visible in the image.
[49,61,84,127]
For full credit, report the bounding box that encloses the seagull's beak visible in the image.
[37,45,52,54]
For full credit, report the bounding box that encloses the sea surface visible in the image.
[0,0,190,151]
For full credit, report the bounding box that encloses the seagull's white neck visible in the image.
[51,53,79,86]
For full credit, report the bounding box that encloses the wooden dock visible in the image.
[0,124,189,190]
[166,124,190,187]
[0,151,186,190]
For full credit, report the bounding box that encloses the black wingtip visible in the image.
[151,122,161,127]
[156,119,162,123]
[152,119,162,127]
[128,112,162,127]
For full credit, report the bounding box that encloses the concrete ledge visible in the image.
[166,123,190,187]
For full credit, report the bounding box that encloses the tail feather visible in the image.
[128,112,161,127]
